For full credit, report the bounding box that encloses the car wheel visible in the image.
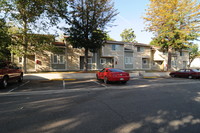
[18,74,23,82]
[171,74,175,78]
[121,81,127,84]
[1,77,8,88]
[188,75,193,79]
[96,74,99,80]
[104,77,109,84]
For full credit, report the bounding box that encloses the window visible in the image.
[109,69,124,72]
[52,55,65,64]
[137,47,144,52]
[59,56,64,64]
[180,51,184,56]
[185,69,191,72]
[53,55,58,64]
[171,57,177,67]
[142,58,148,64]
[100,58,106,64]
[163,51,167,55]
[88,58,92,64]
[179,69,185,72]
[171,60,177,66]
[18,57,22,63]
[112,45,120,51]
[125,57,133,64]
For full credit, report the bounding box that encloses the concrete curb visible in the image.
[24,72,170,80]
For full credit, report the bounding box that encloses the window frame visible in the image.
[18,57,23,64]
[112,44,120,51]
[125,57,133,65]
[137,47,144,52]
[88,58,92,64]
[53,55,58,64]
[100,58,106,65]
[52,54,65,64]
[59,55,64,64]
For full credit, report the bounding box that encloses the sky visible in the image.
[51,0,153,44]
[107,0,153,44]
[51,0,199,45]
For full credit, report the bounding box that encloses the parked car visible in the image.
[169,69,200,79]
[96,68,130,84]
[0,62,23,88]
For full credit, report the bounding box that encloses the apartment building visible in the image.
[13,40,189,72]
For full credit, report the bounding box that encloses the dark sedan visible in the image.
[169,69,200,79]
[0,62,23,88]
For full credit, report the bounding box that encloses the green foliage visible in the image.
[145,0,200,70]
[5,0,68,72]
[9,34,56,56]
[65,0,118,70]
[120,28,136,43]
[188,44,200,67]
[145,0,200,49]
[0,18,11,61]
[106,34,115,41]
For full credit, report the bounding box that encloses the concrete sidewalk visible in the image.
[24,72,170,80]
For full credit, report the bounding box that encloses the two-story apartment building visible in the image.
[12,40,189,72]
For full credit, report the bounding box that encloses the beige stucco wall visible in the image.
[102,44,124,69]
[35,51,51,72]
[171,51,189,70]
[66,44,93,70]
[133,46,152,70]
[66,45,83,70]
[13,51,51,72]
[152,49,189,71]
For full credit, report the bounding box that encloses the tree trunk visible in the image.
[188,58,194,68]
[167,46,172,71]
[84,48,89,71]
[22,20,28,73]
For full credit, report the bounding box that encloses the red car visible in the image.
[169,69,200,79]
[96,68,130,84]
[0,62,23,88]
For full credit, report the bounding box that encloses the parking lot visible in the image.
[1,77,200,93]
[1,77,200,133]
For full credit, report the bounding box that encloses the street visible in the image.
[1,78,200,133]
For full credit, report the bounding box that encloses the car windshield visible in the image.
[109,69,124,72]
[192,69,200,72]
[178,69,185,72]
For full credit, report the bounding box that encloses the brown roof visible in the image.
[53,42,65,46]
[134,43,151,47]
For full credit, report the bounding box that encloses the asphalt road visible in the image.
[1,78,200,133]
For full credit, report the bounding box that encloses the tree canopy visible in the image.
[0,18,11,61]
[188,44,200,67]
[144,0,200,70]
[5,0,68,72]
[65,0,118,71]
[120,28,136,43]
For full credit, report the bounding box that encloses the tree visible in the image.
[0,18,11,61]
[65,0,118,71]
[0,1,11,61]
[144,0,200,70]
[188,44,200,67]
[106,34,115,41]
[5,0,68,73]
[120,28,136,43]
